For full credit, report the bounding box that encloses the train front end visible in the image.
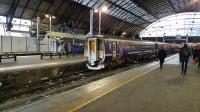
[85,36,105,70]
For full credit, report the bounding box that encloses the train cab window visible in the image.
[124,45,131,51]
[90,41,95,52]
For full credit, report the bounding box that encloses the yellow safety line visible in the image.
[69,66,158,112]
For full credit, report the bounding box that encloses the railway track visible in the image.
[0,58,155,111]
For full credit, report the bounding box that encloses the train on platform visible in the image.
[85,35,180,70]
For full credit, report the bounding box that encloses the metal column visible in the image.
[37,16,40,52]
[99,11,101,35]
[11,36,12,52]
[1,35,2,52]
[186,34,188,44]
[163,36,165,43]
[49,17,52,52]
[26,36,28,53]
[49,17,52,33]
[90,9,94,36]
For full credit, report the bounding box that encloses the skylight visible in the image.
[140,12,200,37]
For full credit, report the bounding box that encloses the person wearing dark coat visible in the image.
[180,44,191,75]
[192,47,198,64]
[158,47,167,69]
[179,47,182,63]
[197,48,200,69]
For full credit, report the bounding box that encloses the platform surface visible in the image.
[5,54,200,112]
[0,55,84,72]
[79,58,200,112]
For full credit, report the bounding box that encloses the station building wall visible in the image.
[0,36,50,52]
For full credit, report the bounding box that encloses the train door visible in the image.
[98,39,104,60]
[88,38,97,65]
[112,42,117,59]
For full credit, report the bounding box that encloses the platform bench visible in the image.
[0,53,17,62]
[40,53,62,59]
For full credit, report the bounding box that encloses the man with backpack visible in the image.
[180,44,191,75]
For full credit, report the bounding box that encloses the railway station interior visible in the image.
[1,0,200,112]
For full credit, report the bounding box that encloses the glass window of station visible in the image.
[140,12,200,37]
[0,16,31,37]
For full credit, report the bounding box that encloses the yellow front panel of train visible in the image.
[90,41,95,52]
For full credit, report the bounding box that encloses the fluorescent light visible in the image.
[94,9,98,13]
[45,14,49,18]
[122,32,126,35]
[52,16,56,19]
[101,6,108,12]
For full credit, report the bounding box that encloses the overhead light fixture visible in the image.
[52,16,56,19]
[101,6,108,12]
[122,32,126,35]
[94,9,98,13]
[45,14,49,18]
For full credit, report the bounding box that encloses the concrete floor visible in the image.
[78,61,200,112]
[4,54,176,112]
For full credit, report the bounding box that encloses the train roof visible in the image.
[91,35,168,45]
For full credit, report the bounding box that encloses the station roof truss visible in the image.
[0,0,199,35]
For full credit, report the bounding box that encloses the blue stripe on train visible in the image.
[104,50,154,60]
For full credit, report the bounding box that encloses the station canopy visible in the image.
[0,0,200,35]
[140,12,200,37]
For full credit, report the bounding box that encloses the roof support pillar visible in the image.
[90,9,94,36]
[6,0,20,31]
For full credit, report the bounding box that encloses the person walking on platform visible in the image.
[158,47,167,69]
[180,44,191,75]
[197,47,200,69]
[192,47,198,64]
[179,47,183,63]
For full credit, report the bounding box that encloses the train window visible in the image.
[98,39,104,50]
[109,42,112,50]
[130,45,136,51]
[113,42,116,51]
[124,45,131,51]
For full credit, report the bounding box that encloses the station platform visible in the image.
[0,55,84,72]
[5,54,200,112]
